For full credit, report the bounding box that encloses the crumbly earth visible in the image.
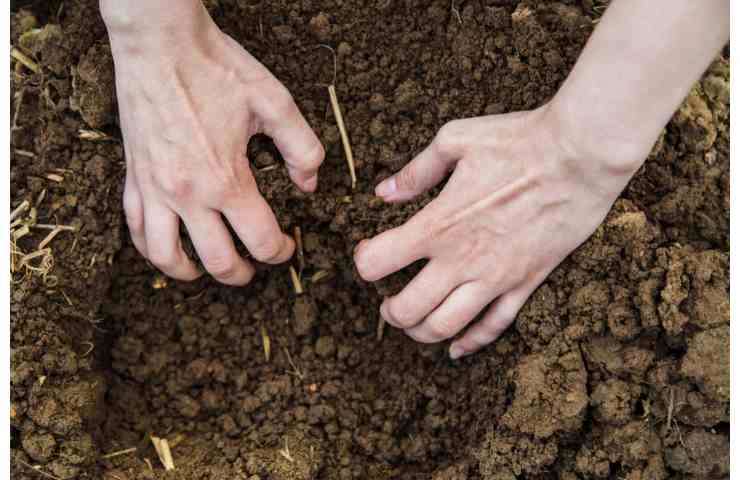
[10,1,729,479]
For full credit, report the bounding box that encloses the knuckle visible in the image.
[496,308,519,331]
[434,121,463,157]
[353,244,375,281]
[457,226,495,266]
[204,255,238,279]
[394,165,417,192]
[160,175,194,201]
[148,249,177,271]
[219,170,255,205]
[427,319,457,342]
[123,199,143,232]
[251,238,284,263]
[272,85,297,115]
[304,140,325,169]
[408,214,436,249]
[387,300,416,328]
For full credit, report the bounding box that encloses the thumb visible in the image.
[375,122,463,202]
[251,84,325,192]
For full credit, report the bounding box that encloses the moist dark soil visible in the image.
[10,1,729,479]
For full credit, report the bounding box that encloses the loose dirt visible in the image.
[10,1,729,479]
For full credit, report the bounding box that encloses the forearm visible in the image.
[551,0,729,173]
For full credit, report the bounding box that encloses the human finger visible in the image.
[379,260,458,329]
[143,203,201,281]
[123,171,148,257]
[250,84,325,192]
[404,281,493,344]
[221,189,294,265]
[448,285,532,359]
[182,209,255,285]
[375,121,465,202]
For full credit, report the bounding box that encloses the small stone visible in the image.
[177,395,201,419]
[22,432,56,463]
[337,42,352,57]
[254,151,275,168]
[272,25,295,43]
[293,296,318,337]
[309,13,332,42]
[369,114,386,139]
[315,336,336,359]
[369,93,386,112]
[394,79,423,112]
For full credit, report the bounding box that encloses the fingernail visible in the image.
[449,344,465,360]
[305,174,318,191]
[375,176,397,198]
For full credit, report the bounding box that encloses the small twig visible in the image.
[283,347,304,380]
[317,44,338,86]
[376,314,386,341]
[14,458,63,480]
[35,189,47,208]
[294,226,305,273]
[14,149,35,158]
[257,164,279,173]
[10,200,30,222]
[32,224,77,232]
[310,270,330,283]
[150,436,175,471]
[60,290,73,306]
[169,433,185,449]
[12,224,30,242]
[20,248,52,266]
[12,88,26,132]
[316,44,356,189]
[451,0,463,24]
[101,447,137,460]
[38,227,63,250]
[78,129,112,142]
[260,324,271,362]
[663,386,675,437]
[674,418,687,449]
[279,439,295,463]
[10,47,41,74]
[80,341,95,357]
[45,173,63,183]
[289,266,304,295]
[328,85,357,190]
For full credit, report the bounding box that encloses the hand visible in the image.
[105,2,324,285]
[354,105,641,359]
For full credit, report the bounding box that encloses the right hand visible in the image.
[103,1,324,285]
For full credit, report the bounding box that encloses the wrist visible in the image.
[101,0,212,53]
[546,92,652,180]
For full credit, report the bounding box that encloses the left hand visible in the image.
[354,105,641,359]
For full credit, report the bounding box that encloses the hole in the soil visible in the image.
[633,398,645,417]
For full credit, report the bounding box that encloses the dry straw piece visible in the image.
[289,265,304,295]
[261,324,271,362]
[10,46,40,74]
[150,435,175,471]
[318,44,357,189]
[328,85,357,189]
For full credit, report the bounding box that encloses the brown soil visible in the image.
[10,1,729,479]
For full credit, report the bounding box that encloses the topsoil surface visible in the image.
[10,1,730,479]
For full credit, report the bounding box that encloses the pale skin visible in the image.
[102,0,729,358]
